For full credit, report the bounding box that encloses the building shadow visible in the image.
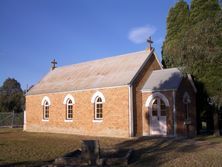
[116,136,219,166]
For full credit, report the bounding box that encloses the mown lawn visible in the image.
[0,128,222,166]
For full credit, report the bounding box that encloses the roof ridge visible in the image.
[55,50,147,70]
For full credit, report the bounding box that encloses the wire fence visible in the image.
[0,111,24,128]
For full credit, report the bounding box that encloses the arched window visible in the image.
[183,92,191,121]
[66,99,73,120]
[43,100,49,120]
[95,96,103,120]
[152,99,158,116]
[151,98,167,117]
[160,99,167,116]
[91,91,105,121]
[145,92,169,108]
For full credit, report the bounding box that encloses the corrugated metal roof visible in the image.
[142,68,183,91]
[27,50,152,95]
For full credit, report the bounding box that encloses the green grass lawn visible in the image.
[0,128,222,166]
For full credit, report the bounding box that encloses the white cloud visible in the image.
[128,25,156,44]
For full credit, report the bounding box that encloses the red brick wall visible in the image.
[176,78,197,137]
[25,86,130,138]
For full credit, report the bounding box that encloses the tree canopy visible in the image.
[162,0,222,107]
[0,78,24,112]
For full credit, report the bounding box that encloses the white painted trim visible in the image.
[91,91,105,103]
[41,96,51,105]
[173,90,177,137]
[187,74,197,93]
[23,110,26,131]
[42,119,49,122]
[63,94,75,104]
[145,92,170,107]
[92,119,103,123]
[64,119,73,122]
[26,85,129,96]
[128,85,134,137]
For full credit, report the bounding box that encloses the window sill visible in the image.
[64,119,73,122]
[92,119,103,123]
[42,119,49,122]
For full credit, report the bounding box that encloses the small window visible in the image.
[95,97,103,120]
[152,99,158,116]
[151,98,167,117]
[183,92,191,120]
[43,100,49,120]
[66,99,73,120]
[160,100,166,116]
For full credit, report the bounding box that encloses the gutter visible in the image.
[23,110,26,131]
[128,85,134,137]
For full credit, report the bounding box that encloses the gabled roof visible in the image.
[142,68,183,91]
[27,50,154,95]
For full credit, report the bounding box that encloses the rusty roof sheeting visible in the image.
[27,50,152,95]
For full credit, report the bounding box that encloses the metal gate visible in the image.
[0,111,24,128]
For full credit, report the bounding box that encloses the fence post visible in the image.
[11,110,15,128]
[23,110,26,131]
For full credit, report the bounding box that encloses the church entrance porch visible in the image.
[143,92,170,136]
[150,98,167,135]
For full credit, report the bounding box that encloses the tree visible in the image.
[162,0,189,68]
[162,0,222,135]
[0,78,25,113]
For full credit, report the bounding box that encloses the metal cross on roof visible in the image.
[51,59,57,70]
[147,36,153,50]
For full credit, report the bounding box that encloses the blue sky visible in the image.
[0,0,189,89]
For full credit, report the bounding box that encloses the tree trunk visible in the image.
[213,111,220,136]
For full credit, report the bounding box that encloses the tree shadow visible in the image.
[116,136,220,166]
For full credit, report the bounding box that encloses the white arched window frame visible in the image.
[41,96,51,120]
[43,100,49,120]
[66,98,73,120]
[145,92,170,108]
[94,96,103,120]
[63,94,75,121]
[183,92,191,121]
[63,94,75,104]
[145,92,169,119]
[91,91,105,103]
[91,91,105,121]
[41,96,51,106]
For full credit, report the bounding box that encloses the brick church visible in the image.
[24,42,197,138]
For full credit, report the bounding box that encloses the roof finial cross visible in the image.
[147,36,153,50]
[51,58,57,70]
